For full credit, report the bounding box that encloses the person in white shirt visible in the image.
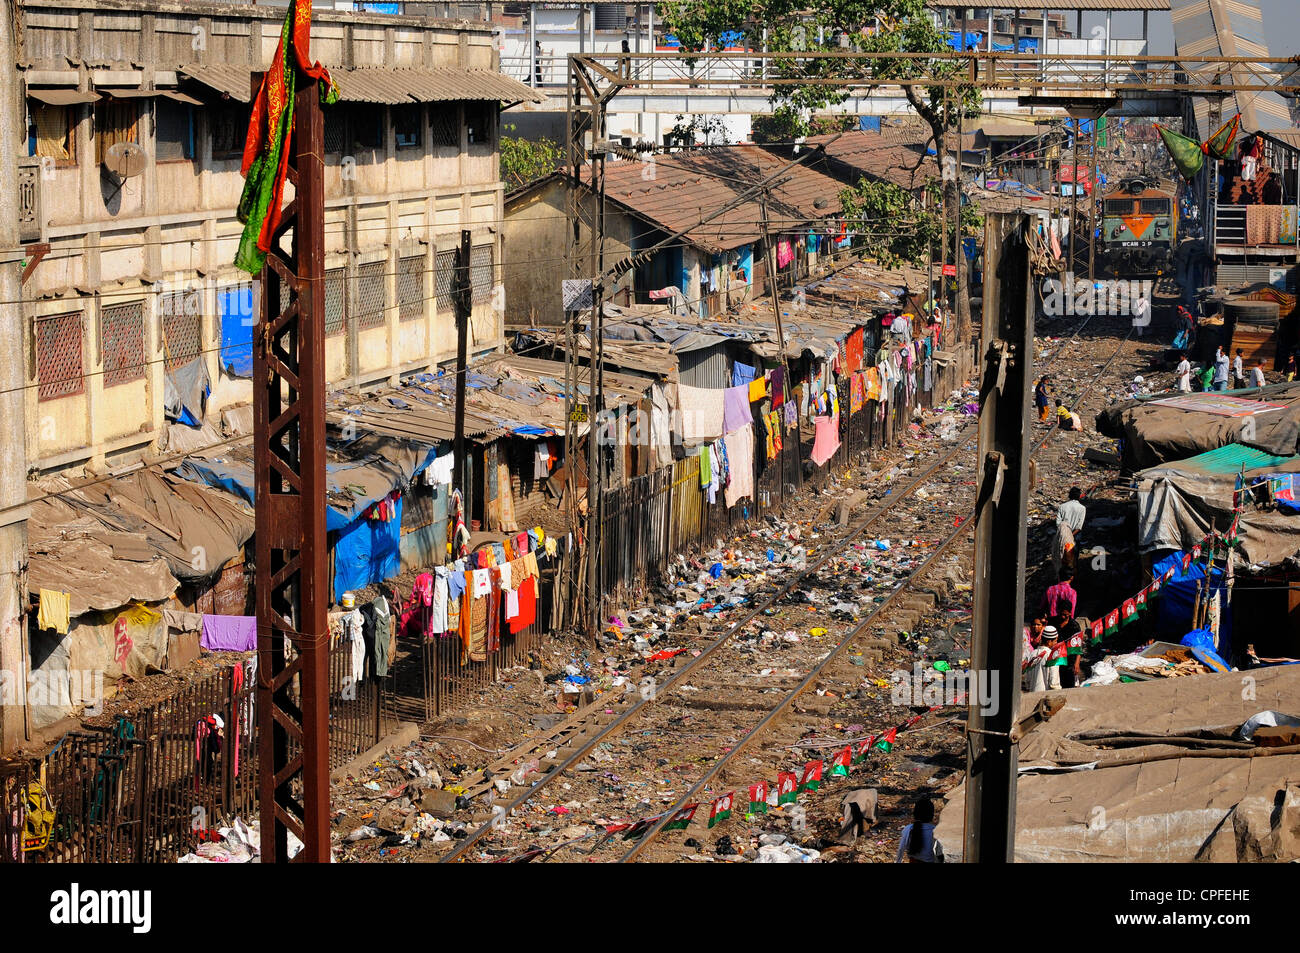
[1176,354,1192,392]
[1132,295,1150,336]
[1233,349,1245,389]
[1251,361,1266,388]
[1058,487,1086,534]
[1024,625,1064,692]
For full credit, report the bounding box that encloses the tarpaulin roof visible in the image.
[1097,383,1300,470]
[177,435,438,534]
[26,469,254,615]
[1137,443,1300,565]
[937,665,1300,862]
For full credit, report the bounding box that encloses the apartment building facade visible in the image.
[17,0,541,475]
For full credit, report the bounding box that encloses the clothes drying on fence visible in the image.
[369,595,393,678]
[194,714,223,791]
[677,384,725,444]
[510,576,537,634]
[723,424,755,508]
[345,608,365,687]
[201,614,257,653]
[770,367,786,408]
[723,384,752,434]
[811,413,841,467]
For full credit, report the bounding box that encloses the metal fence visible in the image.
[3,640,376,864]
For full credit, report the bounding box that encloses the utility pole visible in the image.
[1089,117,1099,282]
[1070,120,1080,273]
[760,193,787,357]
[965,211,1032,863]
[0,0,30,755]
[254,75,330,862]
[453,229,471,505]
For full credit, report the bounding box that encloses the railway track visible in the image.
[433,312,1135,864]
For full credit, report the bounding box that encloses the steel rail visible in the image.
[437,431,981,862]
[620,322,1135,862]
[441,306,1131,864]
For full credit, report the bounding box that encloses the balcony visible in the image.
[1215,204,1297,249]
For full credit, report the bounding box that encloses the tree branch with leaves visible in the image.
[658,0,983,341]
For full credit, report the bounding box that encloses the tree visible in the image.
[666,113,733,148]
[751,113,853,144]
[500,123,562,189]
[658,0,982,343]
[838,178,935,267]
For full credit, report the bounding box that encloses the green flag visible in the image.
[708,792,734,829]
[664,804,697,831]
[1156,124,1205,183]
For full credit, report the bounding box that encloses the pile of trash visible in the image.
[176,816,309,863]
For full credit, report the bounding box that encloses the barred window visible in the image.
[325,268,346,336]
[435,249,457,311]
[155,99,194,161]
[398,253,424,321]
[36,311,85,401]
[100,301,146,387]
[161,291,202,371]
[31,103,77,164]
[95,98,139,164]
[430,106,459,149]
[211,101,251,159]
[356,261,387,330]
[394,104,423,150]
[471,244,494,304]
[466,102,496,146]
[324,111,345,155]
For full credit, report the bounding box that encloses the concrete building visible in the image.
[17,0,541,477]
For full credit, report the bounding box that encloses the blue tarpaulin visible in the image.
[219,285,254,378]
[177,444,440,533]
[1152,553,1233,662]
[859,116,882,133]
[333,496,403,600]
[946,31,984,51]
[1180,629,1233,673]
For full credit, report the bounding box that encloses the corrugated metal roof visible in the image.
[334,68,546,105]
[796,129,939,192]
[178,64,255,103]
[177,65,546,107]
[1153,441,1292,475]
[1172,0,1297,136]
[26,87,100,105]
[595,144,847,253]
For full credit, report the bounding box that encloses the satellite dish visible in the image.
[104,142,147,178]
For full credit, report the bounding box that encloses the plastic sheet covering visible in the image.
[937,666,1300,862]
[164,356,211,426]
[333,495,403,601]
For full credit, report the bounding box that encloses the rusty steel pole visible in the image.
[964,211,1031,863]
[453,229,471,499]
[255,78,331,863]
